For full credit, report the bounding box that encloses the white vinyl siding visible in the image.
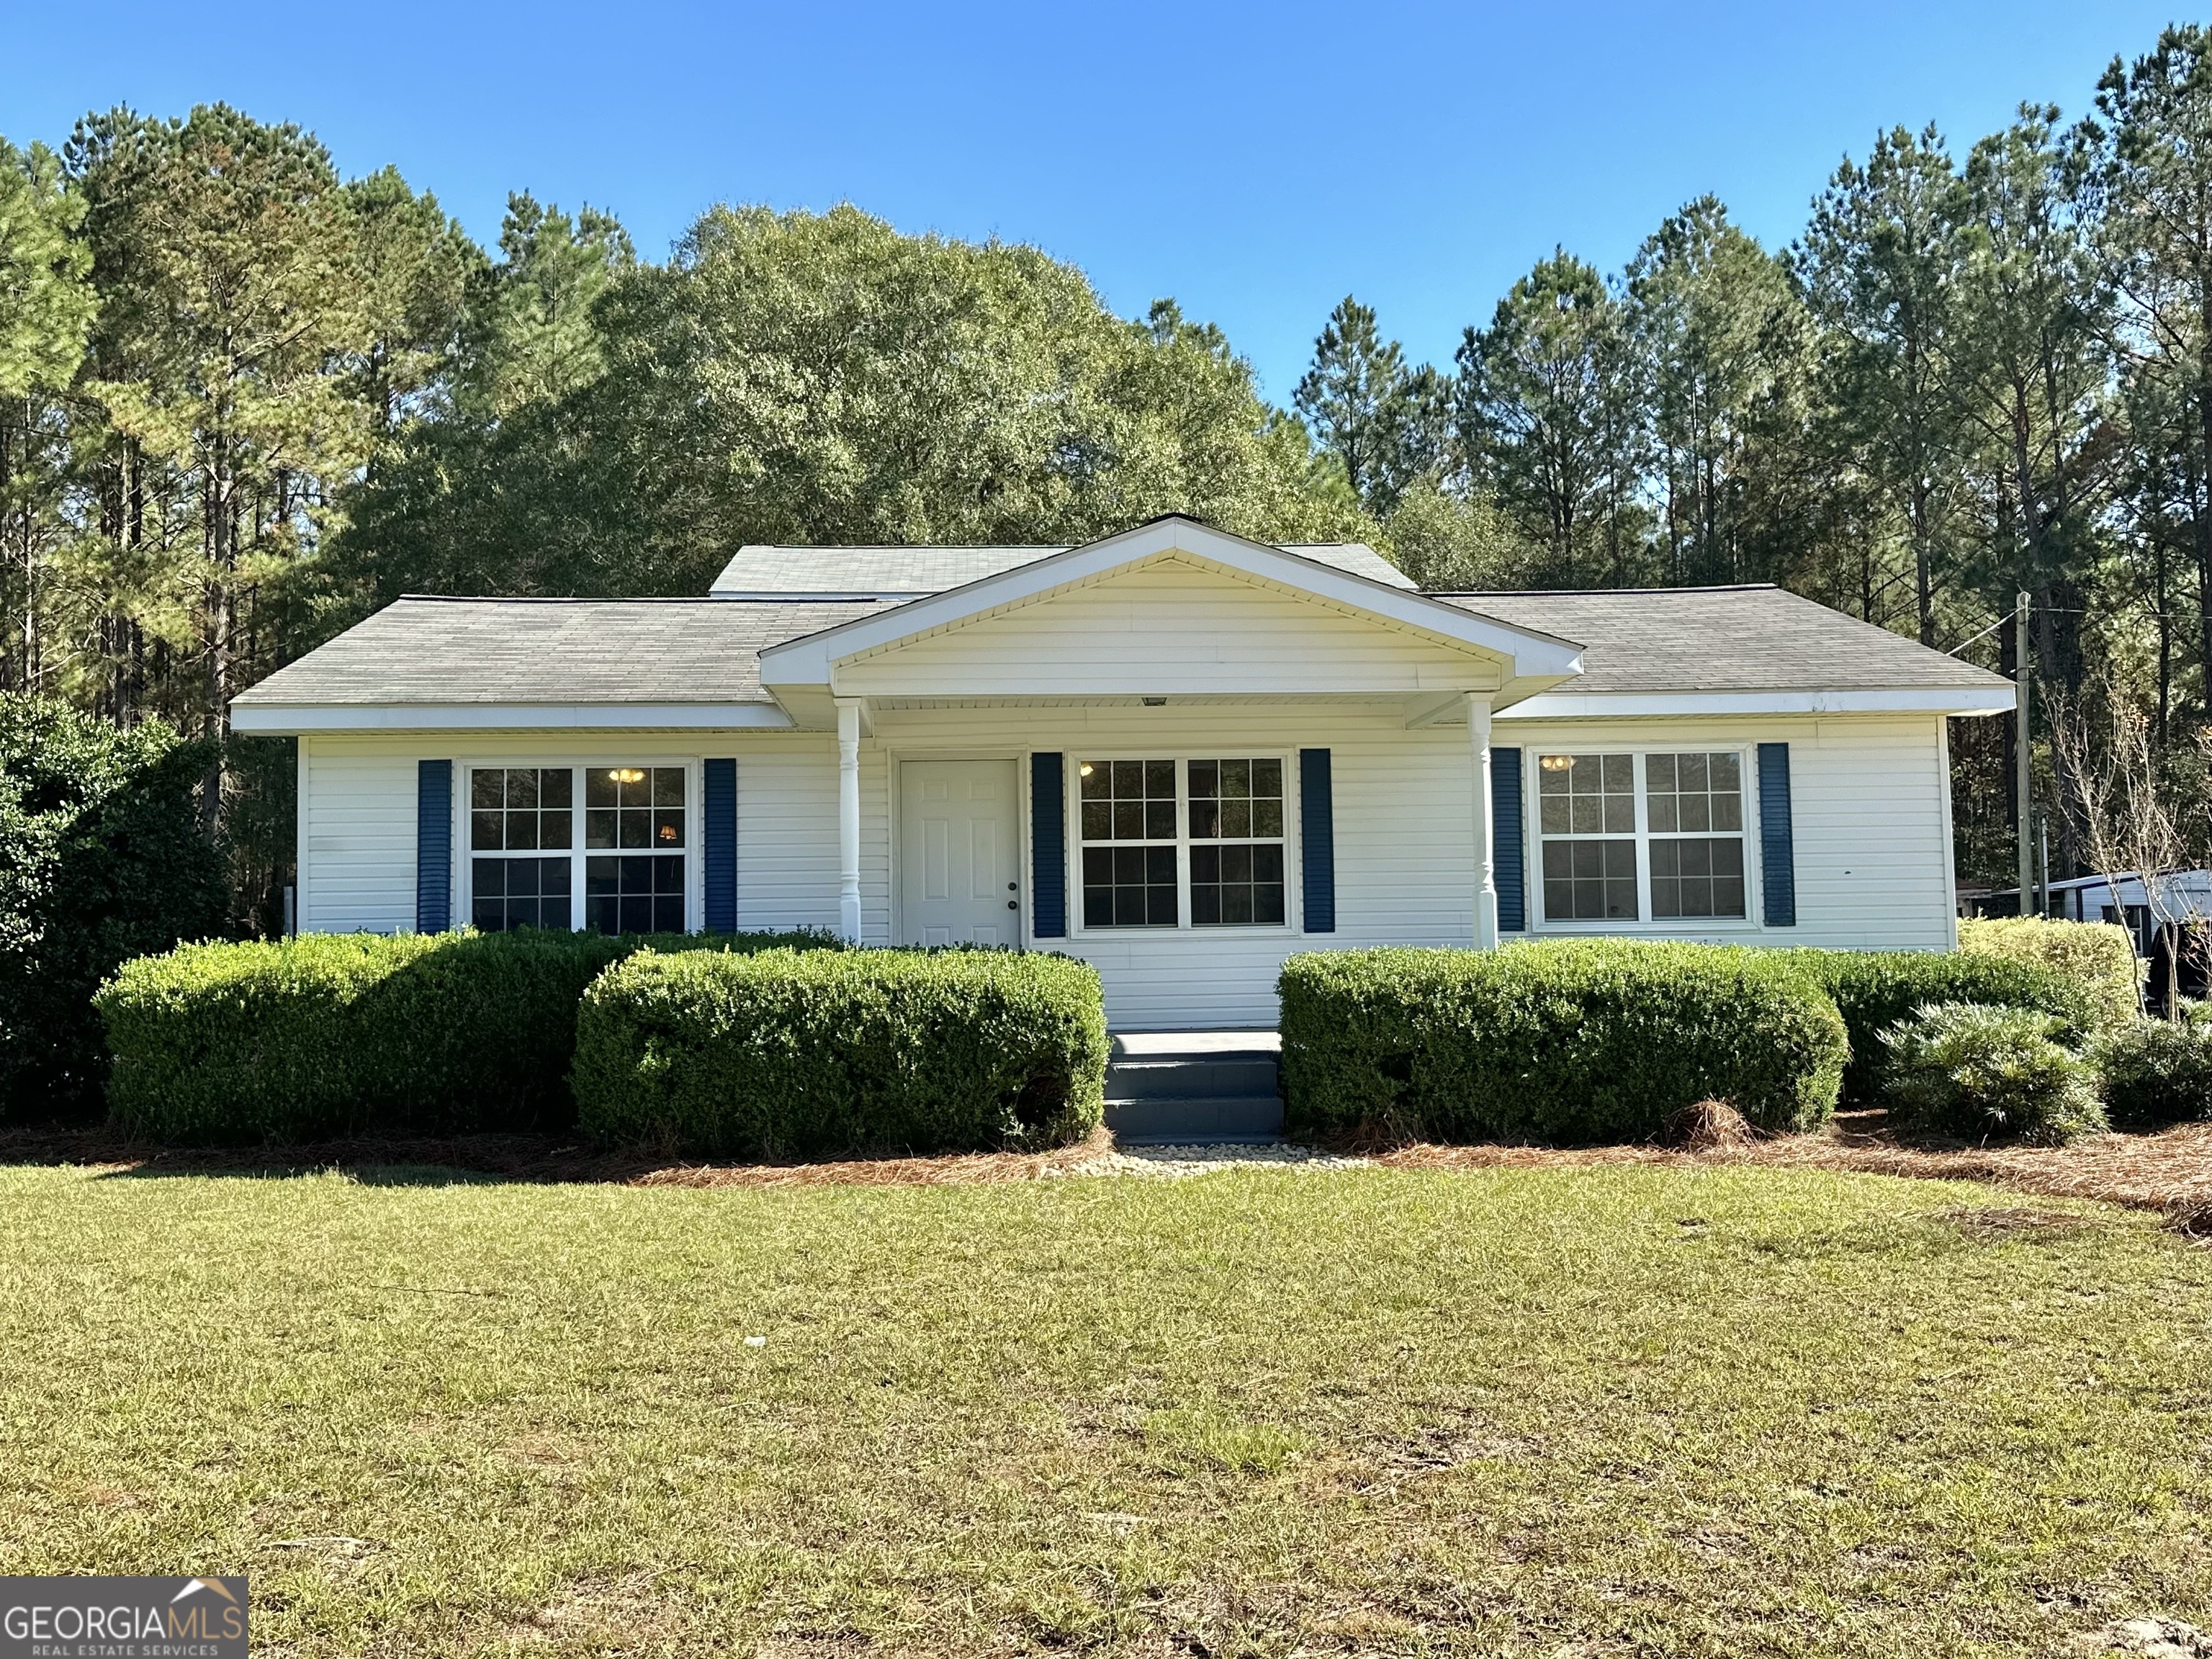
[833,557,1503,698]
[297,710,1960,1026]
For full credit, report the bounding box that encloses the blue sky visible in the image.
[1,1,2188,400]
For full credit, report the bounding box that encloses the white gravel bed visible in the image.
[1052,1142,1372,1180]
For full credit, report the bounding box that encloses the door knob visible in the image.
[1007,900,1017,910]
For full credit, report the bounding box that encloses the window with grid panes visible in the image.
[584,766,686,934]
[1188,758,1285,925]
[1537,752,1637,920]
[1078,759,1178,927]
[469,767,573,930]
[1645,752,1746,918]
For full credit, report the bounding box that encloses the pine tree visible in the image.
[0,137,96,696]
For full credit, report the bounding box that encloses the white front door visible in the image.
[899,760,1020,946]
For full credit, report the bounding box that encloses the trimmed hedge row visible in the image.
[96,928,838,1143]
[1279,941,1849,1145]
[572,947,1107,1158]
[1957,916,2142,1035]
[1779,948,2092,1106]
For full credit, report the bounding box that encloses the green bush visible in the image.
[96,927,837,1143]
[1782,949,2093,1106]
[1958,916,2142,1034]
[1277,940,1848,1145]
[0,696,228,1115]
[573,947,1107,1158]
[1879,1002,2108,1146]
[2092,1016,2212,1127]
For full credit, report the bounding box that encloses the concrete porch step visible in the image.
[1105,1094,1285,1144]
[1105,1030,1283,1145]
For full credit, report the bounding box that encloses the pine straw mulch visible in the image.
[1371,1110,2212,1234]
[0,1121,1123,1190]
[6,1114,2212,1228]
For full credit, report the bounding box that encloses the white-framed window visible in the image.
[1075,755,1294,932]
[467,763,689,935]
[1535,749,1749,926]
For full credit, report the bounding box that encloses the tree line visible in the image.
[1297,26,2212,891]
[2,23,2211,916]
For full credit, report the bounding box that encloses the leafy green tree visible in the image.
[0,696,227,1115]
[333,204,1367,607]
[0,136,96,697]
[1798,126,1971,643]
[1377,475,1535,590]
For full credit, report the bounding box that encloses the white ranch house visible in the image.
[234,516,2015,1031]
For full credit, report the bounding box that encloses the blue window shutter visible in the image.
[703,758,737,933]
[1301,748,1336,932]
[1030,752,1066,938]
[1492,746,1525,931]
[1758,742,1797,927]
[416,759,452,932]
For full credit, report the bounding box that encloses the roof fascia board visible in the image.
[229,702,795,734]
[1498,687,2017,719]
[757,519,1583,686]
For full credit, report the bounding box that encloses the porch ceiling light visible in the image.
[608,768,647,785]
[1142,697,1167,706]
[1539,755,1573,771]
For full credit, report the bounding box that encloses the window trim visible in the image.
[1528,745,1761,935]
[456,757,701,935]
[1064,750,1302,938]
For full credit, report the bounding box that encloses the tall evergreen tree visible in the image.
[1627,197,1808,586]
[1798,127,1970,644]
[1293,296,1446,513]
[65,105,378,805]
[1455,251,1642,583]
[0,137,96,696]
[2095,27,2212,716]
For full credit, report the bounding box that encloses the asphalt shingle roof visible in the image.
[708,541,1416,595]
[235,579,2007,711]
[1437,585,2010,694]
[232,598,880,706]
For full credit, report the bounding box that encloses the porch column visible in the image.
[836,698,863,944]
[1468,692,1498,950]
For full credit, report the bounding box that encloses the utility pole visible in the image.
[2015,591,2032,916]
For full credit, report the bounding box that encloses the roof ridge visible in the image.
[1434,583,1783,597]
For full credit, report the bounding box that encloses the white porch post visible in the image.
[836,698,863,944]
[1468,692,1498,950]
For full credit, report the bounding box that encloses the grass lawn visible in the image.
[3,1161,2210,1656]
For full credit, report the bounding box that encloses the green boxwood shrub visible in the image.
[1277,940,1848,1145]
[1781,949,2093,1106]
[573,947,1107,1158]
[2092,1015,2212,1127]
[1958,916,2143,1034]
[96,927,837,1143]
[1879,1002,2108,1146]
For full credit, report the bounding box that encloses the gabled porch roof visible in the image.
[755,516,1585,729]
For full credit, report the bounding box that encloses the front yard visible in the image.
[3,1159,2210,1655]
